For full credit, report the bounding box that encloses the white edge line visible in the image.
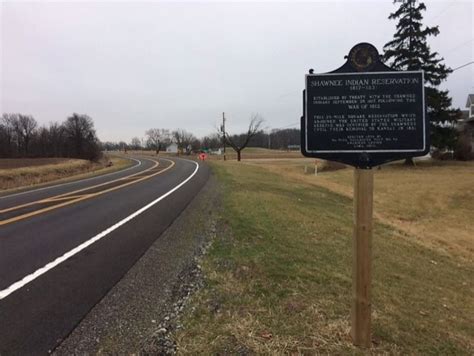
[0,157,142,200]
[0,159,200,300]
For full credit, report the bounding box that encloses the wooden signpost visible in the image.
[301,43,428,347]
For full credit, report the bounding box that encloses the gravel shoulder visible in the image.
[53,170,220,354]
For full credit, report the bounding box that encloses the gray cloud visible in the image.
[1,1,472,142]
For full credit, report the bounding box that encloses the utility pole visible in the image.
[222,112,226,161]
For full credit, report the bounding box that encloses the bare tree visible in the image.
[130,137,142,150]
[15,115,37,155]
[224,114,264,161]
[64,113,100,160]
[0,113,37,156]
[1,112,101,160]
[201,133,221,150]
[48,122,65,157]
[172,129,197,154]
[145,128,170,154]
[0,114,17,157]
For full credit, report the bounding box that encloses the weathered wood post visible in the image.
[352,168,373,347]
[300,43,428,349]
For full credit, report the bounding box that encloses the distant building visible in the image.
[466,94,474,118]
[166,143,178,153]
[210,148,222,155]
[458,94,474,153]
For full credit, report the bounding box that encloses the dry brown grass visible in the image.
[125,148,303,160]
[0,158,71,169]
[208,147,303,160]
[0,156,131,192]
[244,158,474,261]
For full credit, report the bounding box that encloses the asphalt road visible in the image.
[0,156,209,355]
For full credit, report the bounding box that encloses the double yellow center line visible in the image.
[0,158,175,227]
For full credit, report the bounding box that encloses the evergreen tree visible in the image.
[383,0,461,163]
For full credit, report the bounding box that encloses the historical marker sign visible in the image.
[301,44,429,168]
[306,71,425,152]
[300,43,430,348]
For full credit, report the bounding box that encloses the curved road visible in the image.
[0,156,209,354]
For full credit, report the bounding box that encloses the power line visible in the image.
[446,38,474,53]
[452,61,474,71]
[430,0,456,22]
[221,112,226,161]
[280,122,299,129]
[271,122,299,131]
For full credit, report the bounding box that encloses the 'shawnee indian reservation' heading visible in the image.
[309,77,420,87]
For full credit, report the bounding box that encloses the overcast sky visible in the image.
[1,0,473,142]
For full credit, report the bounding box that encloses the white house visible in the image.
[166,143,178,153]
[458,94,474,154]
[466,94,474,119]
[210,148,222,155]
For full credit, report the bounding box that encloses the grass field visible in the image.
[175,159,473,354]
[0,158,72,169]
[123,147,304,160]
[208,147,303,160]
[245,159,474,261]
[0,155,131,192]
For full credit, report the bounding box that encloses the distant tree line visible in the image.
[106,126,300,154]
[221,128,300,151]
[1,112,303,162]
[104,128,201,154]
[0,113,101,160]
